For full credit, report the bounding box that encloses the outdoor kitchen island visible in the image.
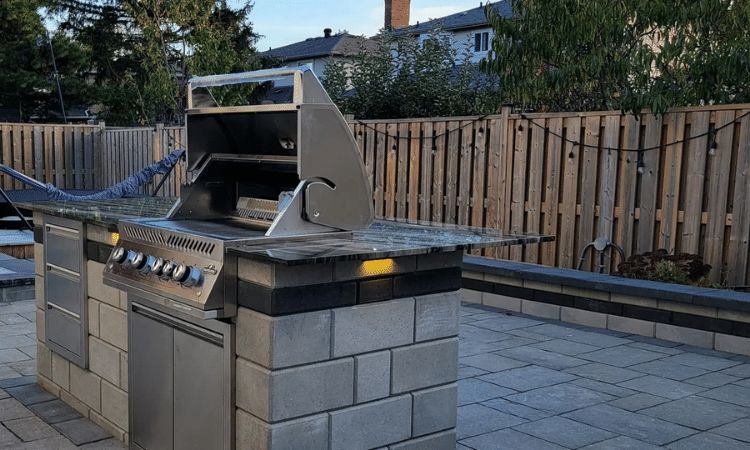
[28,68,552,450]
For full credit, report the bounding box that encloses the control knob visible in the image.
[124,251,145,269]
[172,263,190,283]
[181,267,204,288]
[141,255,164,275]
[161,260,175,279]
[112,247,127,264]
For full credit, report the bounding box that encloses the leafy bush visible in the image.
[615,249,715,287]
[323,31,502,119]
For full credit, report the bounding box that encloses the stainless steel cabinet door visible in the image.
[174,329,224,450]
[130,311,174,450]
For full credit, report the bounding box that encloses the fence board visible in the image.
[579,116,600,270]
[727,111,750,284]
[419,122,433,221]
[542,118,564,266]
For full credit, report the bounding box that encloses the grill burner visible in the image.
[103,68,373,318]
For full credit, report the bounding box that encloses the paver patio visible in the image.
[3,297,750,448]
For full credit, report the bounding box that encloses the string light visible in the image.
[352,110,750,154]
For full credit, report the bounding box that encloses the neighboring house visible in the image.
[260,29,378,80]
[388,1,513,64]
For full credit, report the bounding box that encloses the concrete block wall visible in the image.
[462,266,750,357]
[235,291,460,450]
[36,224,129,444]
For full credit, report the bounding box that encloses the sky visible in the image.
[242,0,484,50]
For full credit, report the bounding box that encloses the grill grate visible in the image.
[236,197,278,222]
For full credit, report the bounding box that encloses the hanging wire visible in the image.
[352,110,750,153]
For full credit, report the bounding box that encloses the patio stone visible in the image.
[459,324,508,343]
[579,435,662,449]
[608,393,669,412]
[721,363,750,378]
[460,428,566,450]
[683,372,740,388]
[618,375,707,399]
[0,397,34,421]
[457,365,488,379]
[0,348,31,364]
[456,403,526,439]
[0,422,21,447]
[564,404,696,445]
[564,363,642,383]
[459,353,527,372]
[0,365,21,380]
[6,383,56,405]
[626,341,683,355]
[570,379,636,397]
[712,418,750,443]
[697,384,750,407]
[478,365,576,392]
[496,346,588,370]
[579,346,664,368]
[28,399,83,424]
[528,339,600,355]
[480,398,551,421]
[458,337,536,357]
[79,438,127,448]
[640,396,750,430]
[663,352,742,371]
[505,383,614,414]
[667,432,750,450]
[629,360,709,380]
[513,416,616,448]
[457,378,516,406]
[525,323,631,347]
[53,418,112,446]
[0,375,36,388]
[3,415,58,442]
[470,315,543,332]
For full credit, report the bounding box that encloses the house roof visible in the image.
[261,33,378,62]
[392,1,513,36]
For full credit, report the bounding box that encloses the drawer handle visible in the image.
[46,264,79,278]
[47,302,81,320]
[46,224,80,237]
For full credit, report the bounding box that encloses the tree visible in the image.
[48,0,261,125]
[483,0,750,114]
[0,0,91,121]
[323,31,501,119]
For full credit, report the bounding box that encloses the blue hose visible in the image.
[0,149,185,201]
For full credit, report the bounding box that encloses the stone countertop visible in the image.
[18,197,177,228]
[229,219,553,265]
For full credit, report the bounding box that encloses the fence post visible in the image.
[95,121,105,189]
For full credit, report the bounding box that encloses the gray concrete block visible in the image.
[391,338,458,394]
[86,260,120,307]
[412,383,457,437]
[236,357,354,422]
[355,351,390,403]
[330,395,412,450]
[99,303,127,351]
[414,292,459,342]
[237,307,331,369]
[655,323,714,348]
[389,429,456,450]
[459,288,481,304]
[89,336,120,386]
[332,298,414,357]
[237,409,328,450]
[238,257,333,287]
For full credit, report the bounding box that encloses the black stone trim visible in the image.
[393,267,461,298]
[238,280,357,316]
[358,277,394,304]
[86,241,113,265]
[463,276,750,339]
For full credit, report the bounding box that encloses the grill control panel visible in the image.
[111,246,204,288]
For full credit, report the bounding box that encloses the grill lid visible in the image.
[168,68,374,237]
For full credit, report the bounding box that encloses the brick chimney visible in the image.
[384,0,410,30]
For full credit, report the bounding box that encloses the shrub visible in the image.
[615,249,715,287]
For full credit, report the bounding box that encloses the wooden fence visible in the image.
[350,103,750,285]
[0,123,186,197]
[1,102,749,284]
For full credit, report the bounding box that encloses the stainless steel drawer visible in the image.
[46,307,83,358]
[45,223,81,273]
[46,266,82,316]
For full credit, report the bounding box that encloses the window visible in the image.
[474,32,489,52]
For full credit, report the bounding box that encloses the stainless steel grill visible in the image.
[103,68,374,319]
